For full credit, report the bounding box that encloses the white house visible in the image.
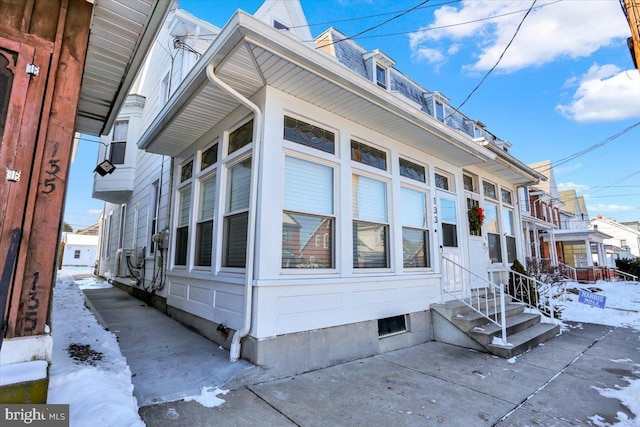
[94,0,548,374]
[591,216,640,260]
[61,233,99,267]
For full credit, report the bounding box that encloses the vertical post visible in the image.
[499,282,507,344]
[439,250,445,303]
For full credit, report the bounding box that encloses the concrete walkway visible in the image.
[82,284,640,426]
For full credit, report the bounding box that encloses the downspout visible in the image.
[205,63,262,362]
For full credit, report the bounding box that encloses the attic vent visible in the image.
[378,315,407,337]
[273,20,290,31]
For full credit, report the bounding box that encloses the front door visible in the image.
[466,196,489,288]
[437,191,464,297]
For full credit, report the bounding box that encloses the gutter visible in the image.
[205,62,262,362]
[481,140,546,185]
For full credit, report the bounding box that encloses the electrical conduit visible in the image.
[205,62,262,362]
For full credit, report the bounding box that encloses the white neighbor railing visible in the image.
[615,269,638,282]
[441,256,508,345]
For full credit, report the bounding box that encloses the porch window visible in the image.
[501,188,513,205]
[195,174,216,266]
[282,156,334,269]
[502,208,517,263]
[483,181,497,200]
[223,158,251,267]
[228,120,253,154]
[435,170,454,191]
[201,143,218,170]
[401,187,430,268]
[175,186,191,266]
[180,160,193,182]
[351,140,387,170]
[109,120,128,165]
[463,172,478,193]
[485,202,501,262]
[440,198,458,247]
[284,116,335,154]
[353,174,388,268]
[399,158,426,183]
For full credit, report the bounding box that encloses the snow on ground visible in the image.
[48,268,144,427]
[558,281,640,330]
[47,271,640,426]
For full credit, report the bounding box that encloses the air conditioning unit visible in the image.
[116,248,134,277]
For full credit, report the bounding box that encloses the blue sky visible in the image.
[65,0,639,230]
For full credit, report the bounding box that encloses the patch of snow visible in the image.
[592,372,640,427]
[559,281,640,330]
[491,337,513,347]
[183,386,229,408]
[507,356,517,364]
[0,360,48,386]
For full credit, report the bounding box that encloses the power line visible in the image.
[316,0,432,49]
[538,120,640,174]
[444,0,538,120]
[291,0,462,29]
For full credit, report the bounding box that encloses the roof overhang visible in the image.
[138,11,497,168]
[547,228,612,243]
[479,140,547,186]
[75,0,173,136]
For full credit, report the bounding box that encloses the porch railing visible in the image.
[493,268,562,318]
[441,256,508,345]
[615,269,638,282]
[526,257,577,283]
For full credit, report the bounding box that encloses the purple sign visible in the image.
[578,290,606,309]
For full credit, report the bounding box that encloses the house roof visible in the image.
[75,0,173,136]
[137,11,541,186]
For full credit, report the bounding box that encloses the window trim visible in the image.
[109,120,128,165]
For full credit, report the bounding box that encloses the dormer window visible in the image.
[273,20,290,31]
[376,65,387,89]
[435,101,445,122]
[363,50,395,91]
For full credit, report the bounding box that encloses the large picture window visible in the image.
[223,158,251,267]
[401,187,430,268]
[282,156,334,269]
[353,175,388,268]
[175,186,191,266]
[195,174,216,266]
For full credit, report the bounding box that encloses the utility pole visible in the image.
[621,0,640,68]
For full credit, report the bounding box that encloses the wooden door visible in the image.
[0,36,49,343]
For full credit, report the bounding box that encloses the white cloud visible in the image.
[87,209,103,216]
[413,47,445,64]
[557,182,589,192]
[409,1,630,73]
[585,203,637,215]
[555,65,640,122]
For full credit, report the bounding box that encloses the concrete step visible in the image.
[467,312,541,347]
[432,295,513,318]
[449,303,525,332]
[486,322,560,358]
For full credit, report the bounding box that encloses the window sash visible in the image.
[284,116,335,154]
[483,181,497,199]
[195,220,213,267]
[226,158,251,213]
[175,225,188,266]
[351,140,387,170]
[228,120,253,154]
[178,186,192,227]
[488,233,502,263]
[376,65,387,88]
[352,174,387,223]
[399,158,426,183]
[282,213,333,269]
[223,212,248,268]
[109,142,126,164]
[353,221,388,268]
[402,227,430,268]
[401,187,427,228]
[284,156,333,215]
[199,174,216,221]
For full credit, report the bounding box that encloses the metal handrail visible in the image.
[498,268,559,319]
[526,257,577,282]
[615,269,638,282]
[441,256,508,345]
